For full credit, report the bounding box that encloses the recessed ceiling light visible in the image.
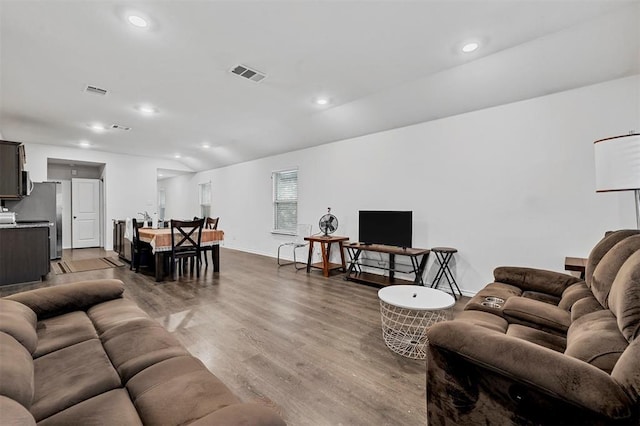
[89,123,107,132]
[158,173,164,177]
[174,154,181,159]
[202,143,211,149]
[137,105,158,115]
[79,141,91,148]
[127,15,148,28]
[315,97,330,106]
[462,42,479,53]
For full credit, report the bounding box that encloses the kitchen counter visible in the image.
[0,221,53,229]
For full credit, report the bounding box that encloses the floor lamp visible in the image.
[594,133,640,229]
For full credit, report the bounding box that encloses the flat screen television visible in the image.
[358,210,412,248]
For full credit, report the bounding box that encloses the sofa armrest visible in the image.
[188,403,286,426]
[427,321,633,420]
[493,267,583,297]
[5,280,125,319]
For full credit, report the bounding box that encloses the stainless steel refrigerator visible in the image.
[6,181,62,259]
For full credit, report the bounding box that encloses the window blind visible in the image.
[273,169,298,233]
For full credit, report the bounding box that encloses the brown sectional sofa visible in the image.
[426,230,640,425]
[0,279,286,425]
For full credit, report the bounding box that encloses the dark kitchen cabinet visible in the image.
[0,226,50,285]
[0,140,24,199]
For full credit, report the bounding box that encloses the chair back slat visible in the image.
[170,219,205,251]
[206,217,219,230]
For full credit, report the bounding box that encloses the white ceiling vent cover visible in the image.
[85,85,108,95]
[230,64,266,83]
[111,124,131,131]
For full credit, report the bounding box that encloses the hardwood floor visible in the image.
[0,247,469,426]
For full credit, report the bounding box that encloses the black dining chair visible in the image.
[200,217,219,267]
[170,218,205,278]
[131,218,152,273]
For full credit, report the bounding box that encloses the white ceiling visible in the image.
[1,1,639,172]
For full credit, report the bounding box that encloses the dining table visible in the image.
[137,227,224,281]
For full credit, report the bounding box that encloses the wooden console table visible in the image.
[344,243,430,286]
[304,235,349,277]
[565,256,587,279]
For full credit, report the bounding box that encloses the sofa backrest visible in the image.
[586,230,640,289]
[590,233,640,309]
[608,246,640,343]
[0,300,37,417]
[609,248,640,408]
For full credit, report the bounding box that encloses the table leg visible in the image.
[155,252,163,282]
[306,241,314,273]
[320,242,329,277]
[212,245,220,272]
[413,252,429,285]
[346,248,362,277]
[338,242,347,271]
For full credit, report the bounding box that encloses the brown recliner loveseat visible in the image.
[426,230,640,425]
[0,279,286,425]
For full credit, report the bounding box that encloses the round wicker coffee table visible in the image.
[378,285,455,359]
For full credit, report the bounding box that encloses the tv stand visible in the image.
[344,242,430,286]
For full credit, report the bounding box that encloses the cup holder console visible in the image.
[481,297,505,309]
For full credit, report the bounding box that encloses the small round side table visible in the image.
[378,285,455,359]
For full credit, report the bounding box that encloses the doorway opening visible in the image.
[47,159,106,249]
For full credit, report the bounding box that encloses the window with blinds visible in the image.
[273,169,298,233]
[199,182,212,218]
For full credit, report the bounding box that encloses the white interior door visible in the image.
[72,178,101,248]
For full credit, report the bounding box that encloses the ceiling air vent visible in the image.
[85,85,108,96]
[230,64,266,83]
[111,124,131,131]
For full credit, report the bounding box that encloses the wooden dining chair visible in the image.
[170,218,205,278]
[131,218,152,273]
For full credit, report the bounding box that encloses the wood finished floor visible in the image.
[1,248,468,426]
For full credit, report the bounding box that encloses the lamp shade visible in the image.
[594,133,640,192]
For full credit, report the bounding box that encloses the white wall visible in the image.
[158,173,197,221]
[165,75,640,295]
[22,144,191,250]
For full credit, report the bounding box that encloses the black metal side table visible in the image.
[430,247,462,299]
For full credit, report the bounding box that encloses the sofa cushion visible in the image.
[32,339,121,421]
[0,332,34,410]
[0,299,37,354]
[454,310,508,333]
[520,290,561,305]
[127,355,241,425]
[565,310,628,373]
[611,338,640,407]
[502,297,571,335]
[87,298,149,334]
[590,234,640,309]
[559,282,592,311]
[0,396,36,426]
[34,311,98,358]
[586,230,640,288]
[493,267,581,297]
[506,324,566,352]
[607,248,640,342]
[464,282,522,316]
[37,389,142,426]
[6,279,125,320]
[570,296,604,322]
[99,317,189,382]
[188,403,287,426]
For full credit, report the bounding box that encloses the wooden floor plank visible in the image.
[0,247,468,426]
